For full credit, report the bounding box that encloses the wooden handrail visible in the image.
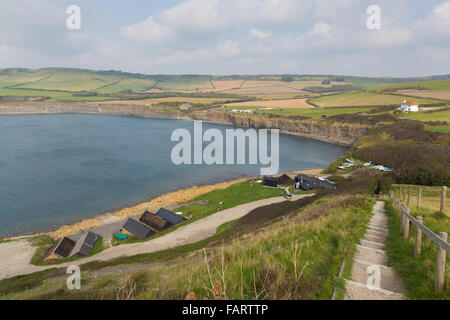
[400,205,450,253]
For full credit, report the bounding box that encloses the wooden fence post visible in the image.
[414,216,423,257]
[440,186,447,215]
[401,208,404,230]
[407,189,411,206]
[403,209,410,240]
[435,232,448,292]
[417,188,422,208]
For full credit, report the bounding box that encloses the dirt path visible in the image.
[344,201,407,300]
[0,194,313,281]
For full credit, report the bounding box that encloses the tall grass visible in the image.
[384,200,449,299]
[2,194,374,300]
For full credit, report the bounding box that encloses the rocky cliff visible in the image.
[192,112,368,146]
[0,103,368,147]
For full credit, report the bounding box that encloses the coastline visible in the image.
[0,102,369,147]
[0,102,345,241]
[1,168,324,242]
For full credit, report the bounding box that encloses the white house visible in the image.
[397,100,419,112]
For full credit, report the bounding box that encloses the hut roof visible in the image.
[155,208,186,225]
[140,210,170,230]
[295,174,336,190]
[263,176,279,187]
[70,231,99,257]
[123,218,156,239]
[52,237,76,258]
[277,174,292,185]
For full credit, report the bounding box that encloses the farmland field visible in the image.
[224,98,313,109]
[371,79,450,92]
[0,87,112,101]
[96,78,157,93]
[96,97,239,105]
[221,86,305,95]
[11,70,119,92]
[209,80,245,91]
[401,109,450,122]
[220,105,375,119]
[424,125,450,133]
[309,91,445,107]
[393,91,450,100]
[153,79,214,91]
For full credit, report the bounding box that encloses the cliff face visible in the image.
[192,112,368,147]
[0,103,368,146]
[0,103,185,119]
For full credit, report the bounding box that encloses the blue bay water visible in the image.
[0,114,345,237]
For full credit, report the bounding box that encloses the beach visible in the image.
[2,168,323,242]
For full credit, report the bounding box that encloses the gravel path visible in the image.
[344,201,407,300]
[0,194,312,281]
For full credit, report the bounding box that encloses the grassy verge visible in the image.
[1,191,375,300]
[111,180,288,246]
[29,235,107,266]
[384,200,449,299]
[391,184,449,215]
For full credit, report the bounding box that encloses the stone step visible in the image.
[344,280,406,300]
[370,218,388,225]
[367,222,388,231]
[355,245,388,265]
[366,229,387,239]
[364,234,385,243]
[351,259,407,293]
[360,239,385,250]
[368,225,388,233]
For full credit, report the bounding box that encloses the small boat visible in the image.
[363,162,372,167]
[346,159,355,164]
[338,166,350,170]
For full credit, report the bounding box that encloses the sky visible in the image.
[0,0,449,76]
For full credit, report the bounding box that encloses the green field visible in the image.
[13,70,118,91]
[222,105,376,119]
[425,125,450,133]
[96,78,157,93]
[1,69,449,107]
[309,91,444,108]
[154,79,214,91]
[370,79,450,92]
[401,109,450,122]
[0,87,112,101]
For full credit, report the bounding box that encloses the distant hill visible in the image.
[0,67,449,102]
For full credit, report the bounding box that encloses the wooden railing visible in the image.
[391,193,449,292]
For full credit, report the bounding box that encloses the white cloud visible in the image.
[217,40,241,57]
[121,17,173,43]
[416,1,450,37]
[310,22,332,36]
[121,0,312,43]
[250,28,272,39]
